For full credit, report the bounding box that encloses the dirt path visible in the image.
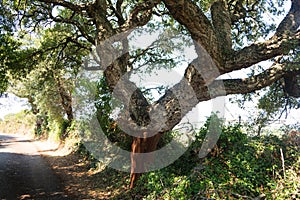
[0,133,70,199]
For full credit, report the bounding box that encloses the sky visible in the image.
[0,93,29,119]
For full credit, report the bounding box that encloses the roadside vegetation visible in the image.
[1,112,299,199]
[131,121,300,199]
[0,110,35,135]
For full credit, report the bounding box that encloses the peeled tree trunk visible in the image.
[129,133,162,188]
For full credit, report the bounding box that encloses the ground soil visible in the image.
[37,140,133,200]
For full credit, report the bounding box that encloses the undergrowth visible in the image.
[131,120,300,199]
[1,111,299,199]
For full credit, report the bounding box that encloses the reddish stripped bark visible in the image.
[130,133,162,188]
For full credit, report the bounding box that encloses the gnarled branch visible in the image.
[119,0,160,32]
[225,32,300,72]
[211,0,233,57]
[225,0,300,72]
[162,0,223,68]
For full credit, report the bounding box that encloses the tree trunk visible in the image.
[56,77,74,123]
[129,132,162,188]
[284,73,300,98]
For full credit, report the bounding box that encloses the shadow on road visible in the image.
[0,152,70,200]
[0,133,71,199]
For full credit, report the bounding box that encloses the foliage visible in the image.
[0,110,36,135]
[130,119,300,199]
[0,34,18,94]
[0,0,16,92]
[9,24,89,139]
[0,0,41,94]
[229,0,286,48]
[95,76,132,150]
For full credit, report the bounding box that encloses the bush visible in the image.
[131,118,300,199]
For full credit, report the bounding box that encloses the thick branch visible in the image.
[211,0,233,57]
[219,64,295,95]
[119,0,160,32]
[86,1,115,40]
[284,72,300,97]
[162,0,223,68]
[225,32,300,72]
[104,56,151,128]
[276,0,300,35]
[225,0,300,73]
[152,60,300,132]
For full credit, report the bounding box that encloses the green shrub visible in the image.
[131,117,300,199]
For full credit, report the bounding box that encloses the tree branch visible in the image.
[225,32,300,72]
[151,59,300,132]
[276,0,300,35]
[225,0,300,73]
[107,0,125,25]
[162,0,223,68]
[211,0,233,57]
[228,0,248,24]
[219,64,290,95]
[119,0,160,32]
[48,10,95,44]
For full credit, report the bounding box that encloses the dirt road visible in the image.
[0,134,70,200]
